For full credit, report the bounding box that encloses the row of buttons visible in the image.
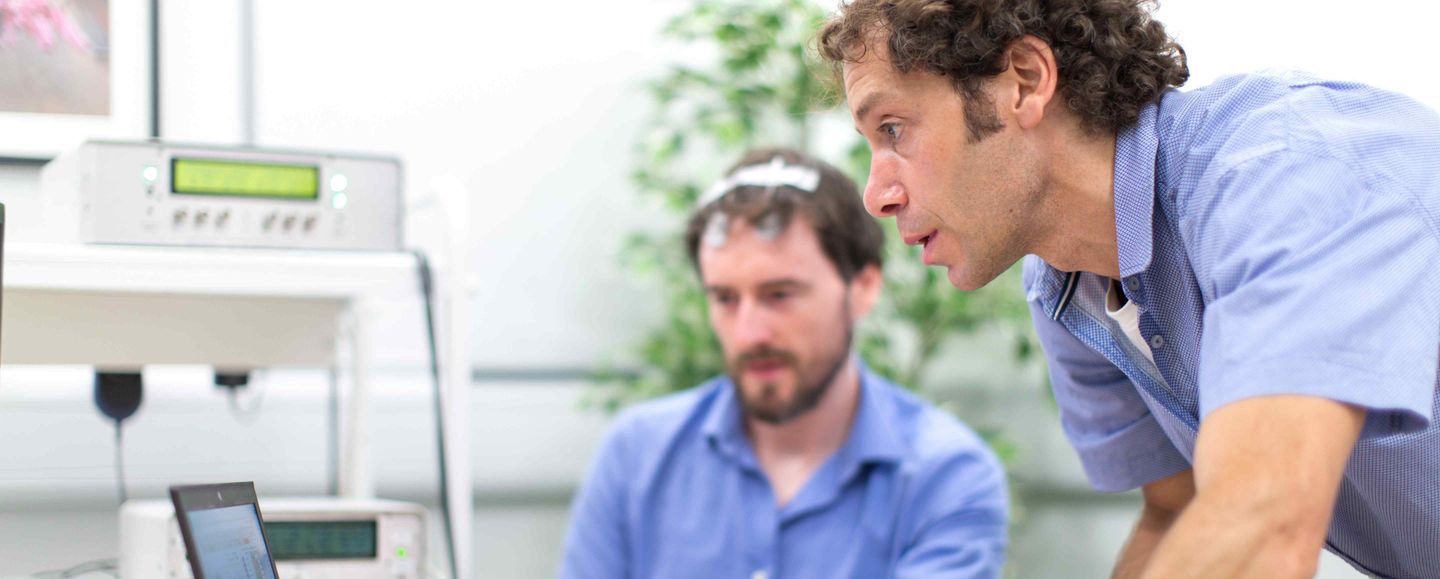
[1122,277,1166,349]
[262,212,320,233]
[172,208,231,228]
[171,208,319,233]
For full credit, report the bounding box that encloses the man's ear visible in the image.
[849,264,884,321]
[1001,34,1059,130]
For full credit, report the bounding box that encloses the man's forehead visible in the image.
[701,214,813,253]
[842,51,913,118]
[698,215,830,276]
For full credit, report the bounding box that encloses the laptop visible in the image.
[170,482,281,579]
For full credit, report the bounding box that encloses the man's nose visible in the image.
[863,155,906,218]
[733,299,775,348]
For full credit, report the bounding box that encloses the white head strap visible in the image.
[697,155,821,208]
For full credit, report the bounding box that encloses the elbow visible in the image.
[1136,500,1183,535]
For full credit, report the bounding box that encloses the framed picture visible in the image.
[0,0,155,160]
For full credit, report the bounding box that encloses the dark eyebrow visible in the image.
[704,279,811,295]
[758,279,810,293]
[853,90,894,126]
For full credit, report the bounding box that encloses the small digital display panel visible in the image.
[263,521,378,560]
[172,158,320,200]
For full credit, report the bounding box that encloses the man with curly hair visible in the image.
[820,0,1440,577]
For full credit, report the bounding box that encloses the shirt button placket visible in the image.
[744,472,778,579]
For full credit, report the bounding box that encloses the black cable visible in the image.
[94,371,142,507]
[414,250,458,578]
[326,366,340,497]
[221,374,265,425]
[31,557,119,578]
[114,421,126,505]
[149,0,160,139]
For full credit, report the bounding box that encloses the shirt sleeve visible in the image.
[1188,150,1440,437]
[893,444,1008,579]
[557,419,633,579]
[1026,267,1192,492]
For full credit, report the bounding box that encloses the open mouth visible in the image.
[904,229,940,264]
[903,229,937,247]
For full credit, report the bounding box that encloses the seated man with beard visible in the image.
[559,149,1008,579]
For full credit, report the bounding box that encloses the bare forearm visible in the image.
[1138,493,1311,579]
[1111,508,1173,579]
[1137,396,1363,579]
[1114,470,1194,579]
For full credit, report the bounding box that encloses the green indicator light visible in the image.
[332,191,349,210]
[396,547,408,558]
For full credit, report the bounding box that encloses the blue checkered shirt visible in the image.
[1024,71,1440,578]
[559,367,1007,579]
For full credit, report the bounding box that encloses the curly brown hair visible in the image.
[818,0,1189,137]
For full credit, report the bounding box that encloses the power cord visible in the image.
[29,557,118,578]
[113,424,124,504]
[327,365,340,496]
[216,370,264,424]
[93,371,142,506]
[414,250,459,579]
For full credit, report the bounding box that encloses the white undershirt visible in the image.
[1106,279,1155,365]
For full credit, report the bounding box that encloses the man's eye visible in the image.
[765,291,791,303]
[880,123,900,141]
[713,293,737,306]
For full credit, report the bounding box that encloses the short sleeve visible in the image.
[1189,150,1440,437]
[1026,282,1191,492]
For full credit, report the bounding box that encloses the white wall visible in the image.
[1156,0,1440,109]
[251,0,678,370]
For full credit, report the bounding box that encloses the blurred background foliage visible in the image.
[590,0,1043,469]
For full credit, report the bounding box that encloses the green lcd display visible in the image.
[171,158,320,200]
[263,521,377,560]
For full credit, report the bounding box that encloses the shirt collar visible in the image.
[700,376,750,466]
[846,367,907,464]
[1112,100,1163,278]
[1026,99,1164,309]
[700,364,907,468]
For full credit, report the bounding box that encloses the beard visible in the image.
[728,301,855,425]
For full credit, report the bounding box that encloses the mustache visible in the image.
[733,346,797,368]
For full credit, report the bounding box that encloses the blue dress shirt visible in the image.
[1025,70,1440,578]
[559,366,1007,579]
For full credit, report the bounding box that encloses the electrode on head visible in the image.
[698,156,821,247]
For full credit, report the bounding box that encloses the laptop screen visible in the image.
[185,503,277,579]
[171,482,280,579]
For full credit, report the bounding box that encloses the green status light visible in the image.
[396,547,408,558]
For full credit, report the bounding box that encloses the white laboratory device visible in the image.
[120,498,427,579]
[37,140,402,250]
